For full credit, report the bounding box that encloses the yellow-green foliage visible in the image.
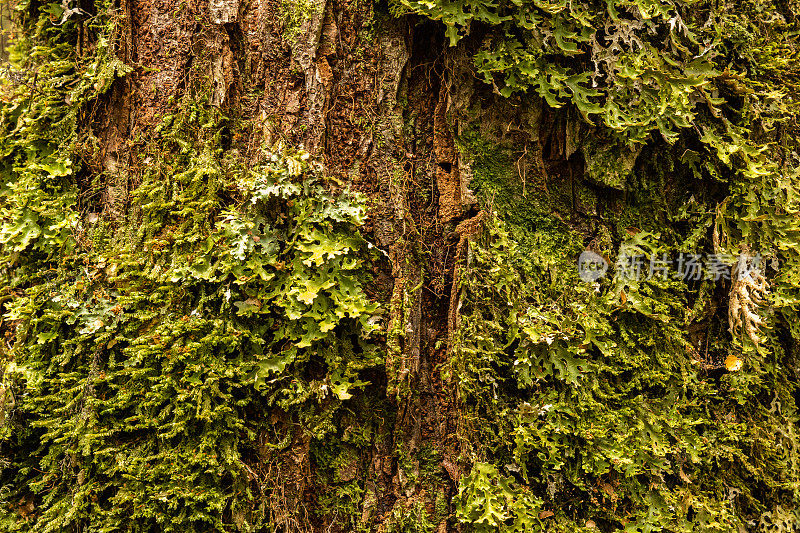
[394,0,718,143]
[2,0,800,531]
[414,0,800,530]
[451,212,799,531]
[279,0,321,44]
[0,2,380,531]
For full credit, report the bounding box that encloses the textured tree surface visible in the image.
[0,0,799,531]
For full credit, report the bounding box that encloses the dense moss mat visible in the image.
[0,0,799,531]
[406,0,800,530]
[0,2,381,531]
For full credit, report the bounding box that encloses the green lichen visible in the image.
[0,2,382,530]
[392,1,800,525]
[2,0,800,531]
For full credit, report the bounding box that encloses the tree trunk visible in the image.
[2,0,800,531]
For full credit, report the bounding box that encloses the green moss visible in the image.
[2,0,800,531]
[456,128,586,261]
[443,5,800,524]
[581,136,639,191]
[383,500,435,533]
[279,0,322,44]
[0,3,381,530]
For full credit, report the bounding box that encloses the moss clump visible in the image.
[434,5,800,529]
[0,3,381,530]
[279,0,323,44]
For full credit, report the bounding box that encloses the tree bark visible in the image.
[5,0,799,531]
